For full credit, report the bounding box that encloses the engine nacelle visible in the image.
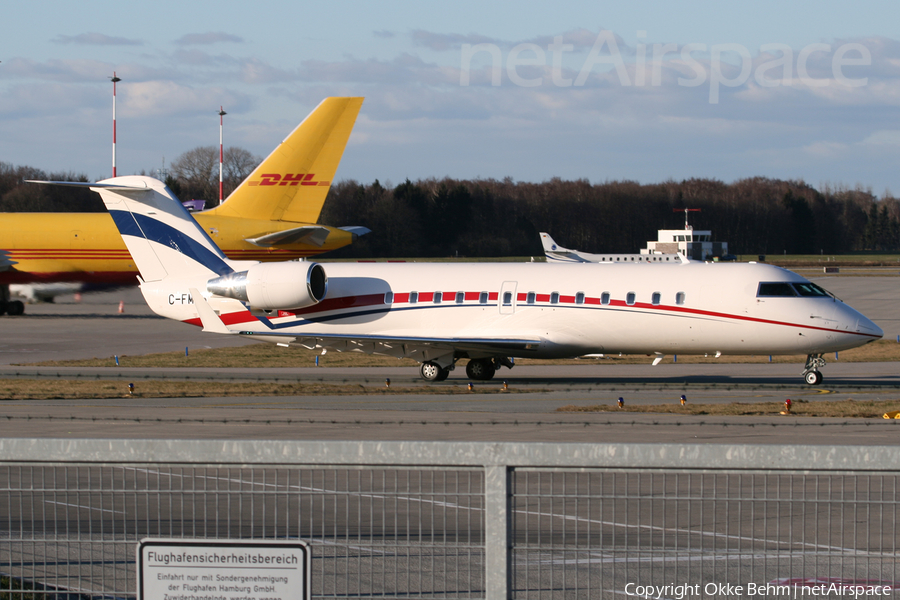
[206,261,327,310]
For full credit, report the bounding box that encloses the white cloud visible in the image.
[119,80,249,117]
[175,32,244,46]
[52,33,142,46]
[860,130,900,146]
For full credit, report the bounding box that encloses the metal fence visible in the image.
[2,440,899,599]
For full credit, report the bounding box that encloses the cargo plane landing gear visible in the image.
[802,353,825,385]
[0,285,25,316]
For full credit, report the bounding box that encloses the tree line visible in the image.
[2,152,900,256]
[320,177,900,258]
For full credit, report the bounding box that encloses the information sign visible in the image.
[137,539,310,600]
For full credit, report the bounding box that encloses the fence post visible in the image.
[484,465,511,599]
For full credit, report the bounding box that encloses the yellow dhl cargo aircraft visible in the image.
[0,97,366,314]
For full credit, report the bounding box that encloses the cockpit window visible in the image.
[792,282,830,297]
[758,281,838,299]
[757,282,797,297]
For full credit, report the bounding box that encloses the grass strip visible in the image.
[557,398,900,418]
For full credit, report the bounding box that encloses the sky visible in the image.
[3,0,900,195]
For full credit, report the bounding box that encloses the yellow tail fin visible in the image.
[207,97,363,223]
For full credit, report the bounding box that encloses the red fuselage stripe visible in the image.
[262,290,879,338]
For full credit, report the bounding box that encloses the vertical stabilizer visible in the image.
[206,97,364,223]
[90,176,234,282]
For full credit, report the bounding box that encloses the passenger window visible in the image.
[626,292,636,306]
[601,292,610,305]
[758,282,797,297]
[575,292,585,305]
[502,291,512,306]
[526,292,536,304]
[675,292,685,305]
[550,292,559,304]
[410,291,418,303]
[434,292,442,304]
[651,292,660,305]
[384,292,393,304]
[455,292,464,303]
[480,292,488,304]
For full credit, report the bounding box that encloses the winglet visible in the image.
[189,288,235,334]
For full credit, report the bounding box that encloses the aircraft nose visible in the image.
[856,314,883,339]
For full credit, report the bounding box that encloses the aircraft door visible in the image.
[499,281,517,314]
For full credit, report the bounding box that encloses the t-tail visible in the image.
[89,175,327,325]
[540,232,589,263]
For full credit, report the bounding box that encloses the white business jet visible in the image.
[540,232,682,264]
[74,176,883,384]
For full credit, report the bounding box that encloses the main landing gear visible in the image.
[418,357,515,382]
[465,358,496,381]
[802,353,825,385]
[419,361,450,382]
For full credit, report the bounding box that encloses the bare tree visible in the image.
[169,145,262,205]
[169,146,217,202]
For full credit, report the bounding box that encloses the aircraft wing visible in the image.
[240,329,542,363]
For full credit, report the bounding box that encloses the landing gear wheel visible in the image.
[465,358,496,381]
[805,371,823,385]
[6,300,24,316]
[419,361,449,382]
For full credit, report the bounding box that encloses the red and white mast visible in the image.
[110,72,121,177]
[218,106,227,204]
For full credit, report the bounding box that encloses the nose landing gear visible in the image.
[802,353,825,385]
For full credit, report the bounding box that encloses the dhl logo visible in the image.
[248,173,330,187]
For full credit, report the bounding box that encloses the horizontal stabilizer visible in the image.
[245,225,331,248]
[339,226,371,238]
[27,179,151,191]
